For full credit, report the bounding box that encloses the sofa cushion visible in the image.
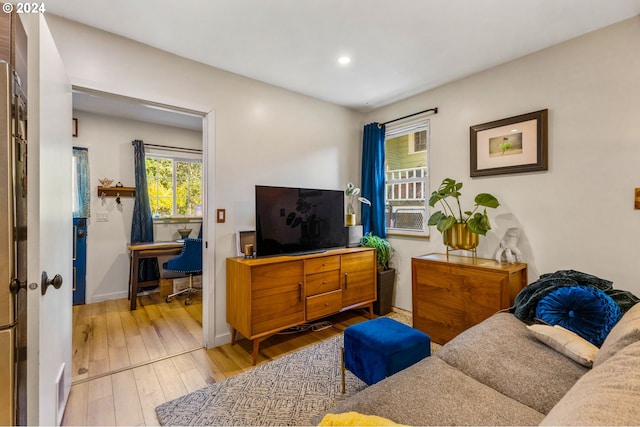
[314,356,544,426]
[540,339,640,426]
[594,301,640,367]
[435,312,587,414]
[534,285,622,346]
[527,324,599,367]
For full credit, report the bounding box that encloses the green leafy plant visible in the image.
[345,182,371,214]
[360,233,394,271]
[428,178,499,236]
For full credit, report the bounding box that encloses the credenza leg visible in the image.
[252,339,260,366]
[231,328,237,346]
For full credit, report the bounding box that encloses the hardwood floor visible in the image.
[62,292,372,426]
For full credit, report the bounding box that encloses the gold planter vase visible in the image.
[444,223,479,250]
[345,213,356,226]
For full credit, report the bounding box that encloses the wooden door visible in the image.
[251,261,304,335]
[341,251,375,308]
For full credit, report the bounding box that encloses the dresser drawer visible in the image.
[306,289,342,320]
[306,270,340,296]
[305,255,341,274]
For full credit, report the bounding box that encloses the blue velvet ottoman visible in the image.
[341,317,431,393]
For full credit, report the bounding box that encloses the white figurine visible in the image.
[494,227,522,263]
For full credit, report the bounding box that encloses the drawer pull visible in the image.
[322,263,326,266]
[322,280,327,284]
[344,273,348,289]
[324,303,329,307]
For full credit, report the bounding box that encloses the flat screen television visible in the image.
[255,185,345,257]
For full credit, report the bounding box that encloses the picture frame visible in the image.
[470,109,548,177]
[235,227,255,257]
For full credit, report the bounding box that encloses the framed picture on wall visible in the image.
[470,109,548,177]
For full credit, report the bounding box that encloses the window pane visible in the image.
[385,125,429,236]
[146,155,202,217]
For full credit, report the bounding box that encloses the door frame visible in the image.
[69,86,216,349]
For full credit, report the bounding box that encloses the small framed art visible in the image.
[470,109,548,177]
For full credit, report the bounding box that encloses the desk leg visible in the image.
[130,252,139,310]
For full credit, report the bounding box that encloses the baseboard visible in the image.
[90,290,133,303]
[212,331,232,348]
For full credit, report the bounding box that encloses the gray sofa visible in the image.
[319,303,640,426]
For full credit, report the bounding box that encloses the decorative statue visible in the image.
[494,227,522,264]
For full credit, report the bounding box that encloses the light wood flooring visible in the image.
[62,292,372,426]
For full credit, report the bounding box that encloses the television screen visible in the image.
[255,185,345,257]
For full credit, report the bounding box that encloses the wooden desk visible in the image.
[128,241,183,310]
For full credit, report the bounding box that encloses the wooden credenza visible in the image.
[412,253,527,345]
[227,247,376,364]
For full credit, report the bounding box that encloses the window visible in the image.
[146,154,202,217]
[384,118,429,236]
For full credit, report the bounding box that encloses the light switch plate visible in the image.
[217,209,226,223]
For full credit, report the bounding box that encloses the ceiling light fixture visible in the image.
[338,56,351,65]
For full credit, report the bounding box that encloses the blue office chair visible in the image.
[164,238,202,305]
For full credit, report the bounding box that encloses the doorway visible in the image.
[70,87,211,350]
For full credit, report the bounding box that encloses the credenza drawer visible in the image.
[306,270,340,296]
[306,289,342,320]
[305,255,341,274]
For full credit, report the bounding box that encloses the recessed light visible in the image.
[338,56,351,65]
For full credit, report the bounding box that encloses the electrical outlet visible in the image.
[96,212,109,222]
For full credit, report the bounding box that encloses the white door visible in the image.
[24,15,72,426]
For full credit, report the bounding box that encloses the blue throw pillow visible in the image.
[535,285,622,347]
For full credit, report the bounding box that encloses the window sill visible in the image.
[152,217,203,224]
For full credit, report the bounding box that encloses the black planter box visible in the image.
[374,268,396,316]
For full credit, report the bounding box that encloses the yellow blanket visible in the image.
[318,411,406,426]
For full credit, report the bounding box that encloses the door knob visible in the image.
[41,271,63,295]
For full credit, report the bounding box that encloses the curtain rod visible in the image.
[132,141,203,154]
[380,107,438,126]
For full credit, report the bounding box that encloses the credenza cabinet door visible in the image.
[341,251,376,308]
[251,261,305,335]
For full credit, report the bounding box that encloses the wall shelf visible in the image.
[97,186,136,198]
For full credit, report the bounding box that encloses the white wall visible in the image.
[46,15,363,346]
[72,110,202,302]
[365,16,640,310]
[49,13,640,343]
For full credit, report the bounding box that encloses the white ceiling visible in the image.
[46,0,640,125]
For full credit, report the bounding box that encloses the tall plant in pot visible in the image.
[428,178,499,250]
[360,233,395,315]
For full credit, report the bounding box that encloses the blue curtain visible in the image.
[72,147,90,218]
[361,123,387,238]
[131,140,159,283]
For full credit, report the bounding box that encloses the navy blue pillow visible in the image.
[535,285,622,347]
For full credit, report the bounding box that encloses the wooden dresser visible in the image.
[412,253,527,344]
[227,247,376,364]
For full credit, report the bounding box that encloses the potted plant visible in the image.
[345,181,371,226]
[428,177,499,250]
[360,233,395,315]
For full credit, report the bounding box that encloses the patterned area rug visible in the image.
[155,310,429,426]
[155,333,366,426]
